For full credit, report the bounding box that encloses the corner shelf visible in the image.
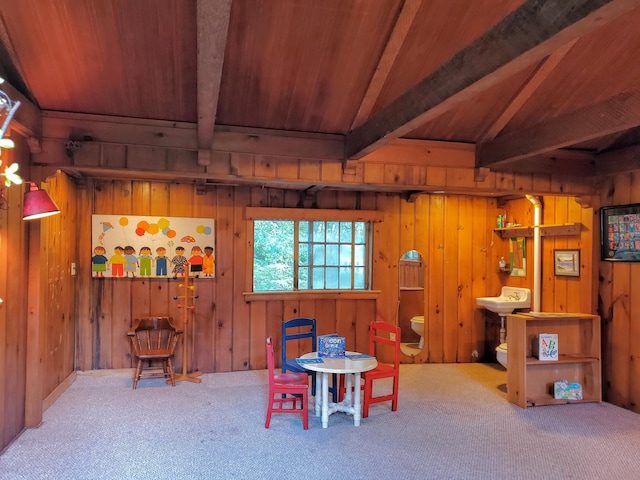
[494,222,581,238]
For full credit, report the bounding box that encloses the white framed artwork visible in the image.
[91,215,215,279]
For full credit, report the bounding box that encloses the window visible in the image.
[253,219,371,292]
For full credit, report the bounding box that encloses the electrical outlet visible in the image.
[71,262,77,276]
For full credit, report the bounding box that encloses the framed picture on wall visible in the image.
[554,249,580,277]
[91,215,216,278]
[600,203,640,262]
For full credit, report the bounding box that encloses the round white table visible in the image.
[297,351,377,428]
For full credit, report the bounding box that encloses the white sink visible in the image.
[476,287,531,316]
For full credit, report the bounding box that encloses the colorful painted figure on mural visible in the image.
[171,246,188,278]
[123,245,138,278]
[155,246,168,276]
[109,246,125,277]
[138,246,153,277]
[92,246,108,278]
[189,245,204,277]
[203,245,215,277]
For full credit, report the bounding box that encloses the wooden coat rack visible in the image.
[172,268,202,384]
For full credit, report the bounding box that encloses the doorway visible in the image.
[398,250,425,357]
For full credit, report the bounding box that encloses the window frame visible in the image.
[244,207,383,299]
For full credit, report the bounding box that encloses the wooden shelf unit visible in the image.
[495,222,581,238]
[506,313,601,408]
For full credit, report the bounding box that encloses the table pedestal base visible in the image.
[316,371,362,428]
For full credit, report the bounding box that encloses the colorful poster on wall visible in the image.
[601,203,640,261]
[91,215,215,279]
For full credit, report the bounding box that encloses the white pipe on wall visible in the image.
[526,195,541,313]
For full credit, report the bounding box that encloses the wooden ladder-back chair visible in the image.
[128,316,183,389]
[281,317,338,402]
[340,321,401,417]
[282,317,317,395]
[361,321,401,417]
[265,337,309,429]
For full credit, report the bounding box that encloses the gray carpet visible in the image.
[1,364,640,480]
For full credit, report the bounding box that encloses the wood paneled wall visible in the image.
[71,177,596,372]
[75,180,383,371]
[39,173,77,399]
[598,171,640,413]
[0,134,30,452]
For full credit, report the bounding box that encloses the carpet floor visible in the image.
[1,363,640,479]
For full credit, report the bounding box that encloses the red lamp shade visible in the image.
[22,183,60,220]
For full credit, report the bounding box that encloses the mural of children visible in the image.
[109,246,126,277]
[171,246,188,278]
[189,246,204,277]
[203,246,215,277]
[124,245,138,278]
[155,246,169,277]
[138,246,153,277]
[92,246,108,278]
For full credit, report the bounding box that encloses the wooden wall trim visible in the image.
[37,112,600,197]
[24,220,43,428]
[41,371,76,414]
[243,290,381,302]
[244,207,384,222]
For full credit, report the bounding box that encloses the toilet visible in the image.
[495,343,508,369]
[410,315,425,349]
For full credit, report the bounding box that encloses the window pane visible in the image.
[354,245,365,266]
[339,267,351,288]
[355,222,366,243]
[312,267,324,289]
[253,218,370,292]
[340,222,352,243]
[339,245,352,266]
[299,221,310,241]
[312,244,325,265]
[299,243,309,266]
[326,267,339,289]
[354,267,365,289]
[326,244,339,266]
[402,250,419,261]
[298,267,309,289]
[253,220,293,291]
[313,221,325,242]
[326,221,339,242]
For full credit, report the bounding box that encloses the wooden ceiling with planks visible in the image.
[2,0,640,187]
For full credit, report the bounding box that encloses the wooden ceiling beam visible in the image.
[345,0,639,160]
[595,144,640,175]
[196,0,232,166]
[360,138,475,168]
[41,111,197,150]
[349,0,421,130]
[211,126,344,160]
[40,111,346,160]
[479,40,577,142]
[477,90,640,166]
[595,129,635,153]
[487,152,596,176]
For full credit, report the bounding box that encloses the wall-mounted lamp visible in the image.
[22,182,60,220]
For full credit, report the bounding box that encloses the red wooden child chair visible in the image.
[340,320,401,417]
[361,321,401,417]
[265,337,309,429]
